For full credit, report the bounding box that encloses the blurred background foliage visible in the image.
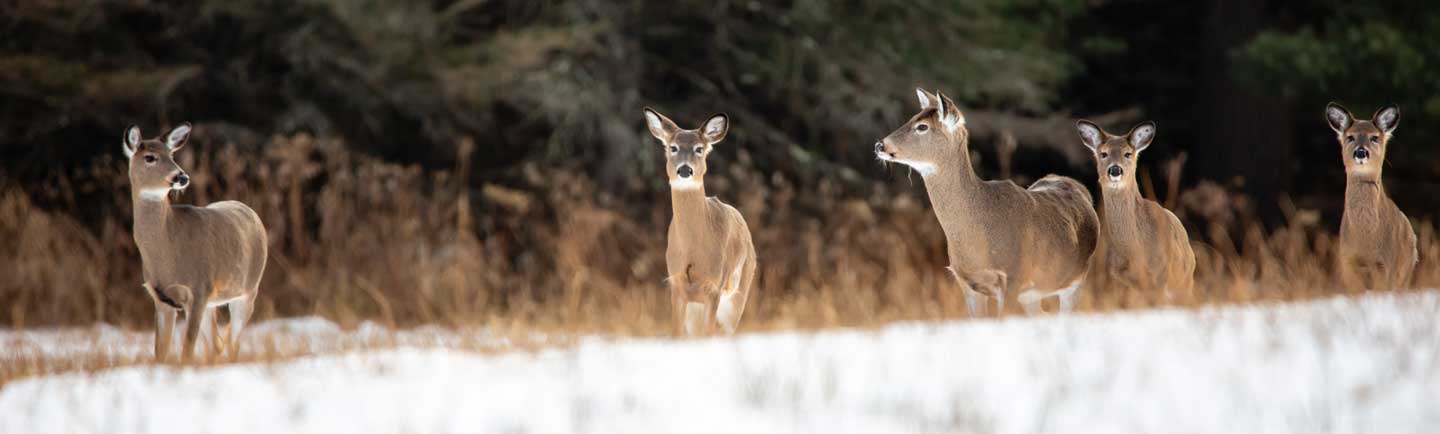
[2,0,1439,327]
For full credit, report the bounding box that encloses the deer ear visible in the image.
[1326,102,1353,134]
[701,113,729,143]
[165,122,191,151]
[123,125,141,159]
[915,88,937,109]
[643,107,680,142]
[1075,120,1103,151]
[935,92,965,131]
[1128,121,1156,153]
[1372,104,1400,135]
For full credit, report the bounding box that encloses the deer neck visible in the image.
[1344,175,1387,220]
[920,136,983,236]
[132,188,174,247]
[670,183,710,227]
[1100,185,1145,249]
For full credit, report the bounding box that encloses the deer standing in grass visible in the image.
[1325,103,1417,291]
[1075,120,1195,303]
[643,108,757,336]
[875,89,1098,315]
[124,124,267,362]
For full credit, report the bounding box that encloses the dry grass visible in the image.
[1,133,1437,385]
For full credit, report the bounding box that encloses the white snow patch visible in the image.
[3,291,1439,433]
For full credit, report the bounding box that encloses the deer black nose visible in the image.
[1107,166,1123,178]
[676,165,693,178]
[174,173,190,187]
[1353,148,1369,160]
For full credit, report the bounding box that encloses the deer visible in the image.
[874,88,1099,316]
[643,107,757,336]
[1075,120,1195,304]
[123,123,267,363]
[1324,102,1417,291]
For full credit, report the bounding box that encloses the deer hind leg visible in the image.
[715,257,754,335]
[201,308,223,360]
[227,293,256,361]
[1057,278,1082,313]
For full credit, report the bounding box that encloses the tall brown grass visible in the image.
[2,133,1436,338]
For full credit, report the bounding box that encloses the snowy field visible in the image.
[3,291,1438,434]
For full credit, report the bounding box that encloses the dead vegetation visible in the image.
[1,132,1436,385]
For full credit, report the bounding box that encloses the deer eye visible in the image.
[1370,136,1379,143]
[1099,152,1109,159]
[143,155,157,164]
[915,123,929,132]
[669,145,678,154]
[1345,135,1355,143]
[1124,152,1133,159]
[693,146,703,154]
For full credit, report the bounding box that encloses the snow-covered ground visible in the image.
[3,291,1438,434]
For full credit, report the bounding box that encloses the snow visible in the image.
[3,291,1439,434]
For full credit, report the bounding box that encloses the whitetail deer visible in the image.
[123,124,267,362]
[643,108,757,336]
[875,89,1099,315]
[1075,120,1195,302]
[1325,102,1417,291]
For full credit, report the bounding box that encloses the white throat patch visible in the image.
[139,188,171,201]
[895,160,938,177]
[875,152,938,177]
[670,178,702,190]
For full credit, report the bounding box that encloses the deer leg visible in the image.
[227,293,256,361]
[947,267,989,318]
[152,299,177,363]
[1057,279,1082,313]
[1018,291,1044,315]
[668,277,687,337]
[180,289,211,364]
[715,257,752,335]
[202,307,222,360]
[680,282,713,336]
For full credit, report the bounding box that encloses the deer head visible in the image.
[122,124,193,201]
[644,108,729,190]
[1326,102,1398,178]
[874,88,967,176]
[1077,120,1154,190]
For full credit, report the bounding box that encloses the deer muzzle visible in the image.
[172,173,190,189]
[874,141,894,160]
[1352,147,1370,164]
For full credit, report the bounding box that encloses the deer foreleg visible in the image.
[179,288,211,364]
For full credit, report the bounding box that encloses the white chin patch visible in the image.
[885,157,937,177]
[139,188,171,201]
[670,178,701,190]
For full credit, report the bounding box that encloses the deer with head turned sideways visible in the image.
[874,88,1099,316]
[643,108,757,336]
[123,124,267,362]
[1324,102,1417,291]
[1075,120,1195,303]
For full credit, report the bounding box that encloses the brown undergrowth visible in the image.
[1,134,1436,383]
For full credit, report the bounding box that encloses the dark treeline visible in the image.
[3,0,1437,228]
